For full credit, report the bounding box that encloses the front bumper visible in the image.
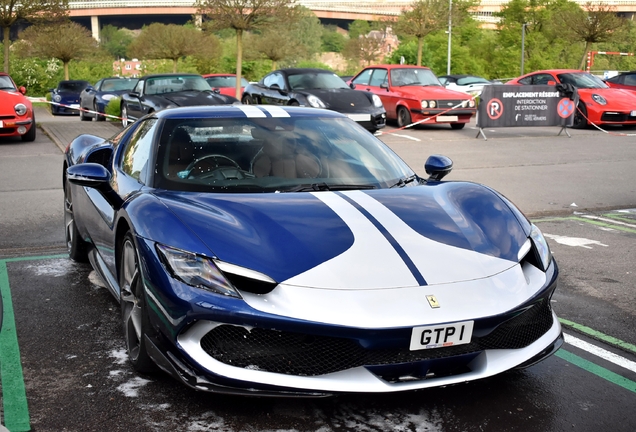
[411,108,475,123]
[0,117,34,137]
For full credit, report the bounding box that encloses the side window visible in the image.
[533,74,554,85]
[624,74,636,86]
[263,73,286,89]
[352,69,373,86]
[518,76,533,85]
[121,119,157,183]
[133,80,144,94]
[370,69,388,87]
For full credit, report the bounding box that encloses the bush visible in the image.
[105,97,121,121]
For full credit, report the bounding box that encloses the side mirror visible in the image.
[424,154,453,182]
[349,83,356,89]
[67,163,111,190]
[18,86,26,95]
[129,92,140,98]
[212,88,221,94]
[380,83,389,90]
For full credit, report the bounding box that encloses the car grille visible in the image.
[437,99,470,109]
[0,115,16,120]
[199,300,554,376]
[600,112,634,122]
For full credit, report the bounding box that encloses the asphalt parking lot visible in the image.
[0,109,635,431]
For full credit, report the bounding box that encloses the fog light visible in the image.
[17,126,27,134]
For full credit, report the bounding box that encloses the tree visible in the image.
[343,32,387,66]
[0,0,68,73]
[321,25,347,52]
[127,23,220,73]
[254,28,301,70]
[100,25,134,59]
[348,20,371,39]
[555,1,628,69]
[18,21,98,80]
[394,0,448,66]
[196,0,299,98]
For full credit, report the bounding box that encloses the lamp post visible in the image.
[521,23,528,76]
[447,0,452,75]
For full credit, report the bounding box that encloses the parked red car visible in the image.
[605,71,636,92]
[506,69,636,129]
[202,73,249,98]
[349,65,476,129]
[0,72,36,141]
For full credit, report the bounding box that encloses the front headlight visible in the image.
[421,100,428,109]
[102,94,116,101]
[591,94,607,105]
[14,103,27,116]
[53,94,61,102]
[429,100,436,108]
[529,224,552,271]
[156,244,241,298]
[371,94,383,108]
[306,94,326,108]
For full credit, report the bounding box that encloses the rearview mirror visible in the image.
[425,155,453,181]
[67,163,111,189]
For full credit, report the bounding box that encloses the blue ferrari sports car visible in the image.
[79,77,139,121]
[63,105,562,396]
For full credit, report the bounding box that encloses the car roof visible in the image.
[152,105,347,120]
[277,68,335,75]
[203,73,236,77]
[141,73,202,79]
[364,64,432,70]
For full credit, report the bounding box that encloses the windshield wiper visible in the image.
[281,183,376,192]
[398,82,422,87]
[390,175,420,188]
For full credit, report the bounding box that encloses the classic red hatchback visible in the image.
[202,73,249,98]
[506,69,636,129]
[0,72,36,141]
[350,65,476,129]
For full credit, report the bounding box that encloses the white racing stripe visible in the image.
[259,105,291,117]
[236,105,267,118]
[565,332,636,373]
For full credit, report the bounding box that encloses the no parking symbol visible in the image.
[486,98,503,120]
[557,98,575,119]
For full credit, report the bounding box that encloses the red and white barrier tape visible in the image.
[574,104,636,137]
[29,97,123,121]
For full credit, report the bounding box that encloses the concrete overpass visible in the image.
[67,0,636,40]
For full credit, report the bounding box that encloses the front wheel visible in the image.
[450,123,465,130]
[64,179,88,262]
[242,94,253,104]
[119,233,157,373]
[21,118,37,142]
[94,101,105,121]
[79,105,91,121]
[572,103,588,129]
[396,106,412,128]
[121,103,130,128]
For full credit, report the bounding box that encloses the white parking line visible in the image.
[565,332,636,374]
[579,214,636,228]
[390,134,421,142]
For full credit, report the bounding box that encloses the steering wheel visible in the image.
[185,155,245,180]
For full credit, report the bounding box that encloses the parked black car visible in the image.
[119,73,238,127]
[242,68,386,132]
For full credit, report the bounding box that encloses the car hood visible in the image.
[578,87,636,108]
[155,183,529,289]
[302,89,373,111]
[393,85,474,100]
[161,91,236,106]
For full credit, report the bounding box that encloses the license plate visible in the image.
[631,110,636,116]
[409,320,474,350]
[347,113,371,122]
[70,104,80,109]
[436,115,458,122]
[0,120,3,127]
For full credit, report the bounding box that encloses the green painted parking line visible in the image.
[560,318,636,354]
[532,216,636,234]
[601,213,636,224]
[3,254,67,263]
[556,349,636,394]
[0,261,31,432]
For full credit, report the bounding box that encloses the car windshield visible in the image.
[0,75,16,90]
[101,78,139,92]
[155,115,414,193]
[390,68,441,87]
[456,76,491,85]
[557,72,609,89]
[205,76,249,88]
[59,81,89,91]
[288,73,349,90]
[145,76,211,95]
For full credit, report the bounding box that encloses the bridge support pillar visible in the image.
[91,16,100,41]
[194,14,202,28]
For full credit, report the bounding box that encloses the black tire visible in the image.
[572,103,588,129]
[21,117,37,142]
[94,101,105,121]
[64,179,89,262]
[79,106,91,121]
[289,100,300,106]
[121,103,130,128]
[450,123,465,130]
[397,106,412,128]
[119,233,157,373]
[241,94,253,104]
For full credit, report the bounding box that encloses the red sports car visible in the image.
[506,69,636,129]
[0,72,36,141]
[202,73,249,98]
[350,65,476,129]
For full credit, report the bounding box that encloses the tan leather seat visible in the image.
[251,128,321,179]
